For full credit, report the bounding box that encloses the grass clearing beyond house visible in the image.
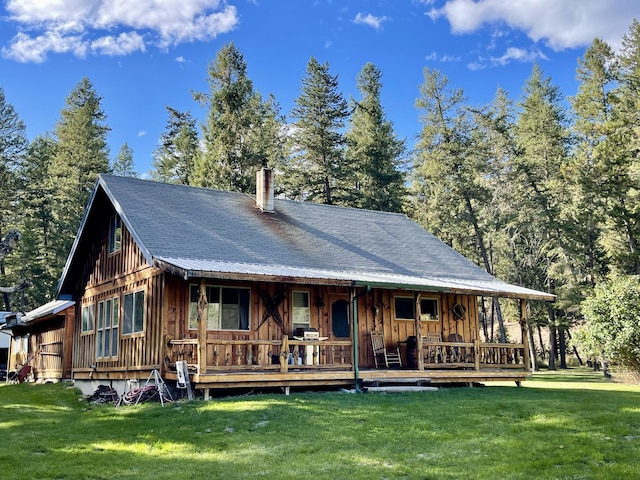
[1,369,639,479]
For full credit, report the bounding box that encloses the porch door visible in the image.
[331,299,350,338]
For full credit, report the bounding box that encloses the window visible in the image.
[81,304,94,332]
[13,335,28,354]
[188,285,250,331]
[394,295,440,321]
[109,215,122,253]
[420,297,439,321]
[292,290,310,332]
[96,297,119,358]
[123,290,144,335]
[394,296,414,320]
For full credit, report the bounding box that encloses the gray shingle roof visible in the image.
[59,174,554,301]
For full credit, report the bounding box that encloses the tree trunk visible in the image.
[480,297,489,341]
[548,307,557,371]
[527,307,539,371]
[565,330,584,366]
[558,327,567,369]
[537,325,546,359]
[464,194,507,342]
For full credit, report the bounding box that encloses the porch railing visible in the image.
[421,339,527,370]
[166,336,352,374]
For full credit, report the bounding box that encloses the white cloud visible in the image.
[490,46,547,65]
[91,32,146,56]
[1,31,87,63]
[138,130,147,137]
[2,0,239,62]
[425,51,461,63]
[433,0,640,51]
[353,12,388,30]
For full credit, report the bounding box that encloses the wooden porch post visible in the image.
[520,299,531,372]
[415,293,424,370]
[280,335,289,373]
[197,280,208,375]
[474,338,480,371]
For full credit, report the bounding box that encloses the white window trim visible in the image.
[292,290,311,330]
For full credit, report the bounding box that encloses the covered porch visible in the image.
[163,330,531,397]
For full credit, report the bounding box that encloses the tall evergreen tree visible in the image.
[512,64,571,369]
[0,87,28,309]
[286,57,350,205]
[569,37,617,286]
[603,19,640,274]
[411,67,508,341]
[0,87,28,240]
[345,63,406,212]
[111,142,137,177]
[193,42,277,192]
[13,135,58,309]
[48,77,110,277]
[151,107,199,185]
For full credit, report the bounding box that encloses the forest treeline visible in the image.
[2,20,640,370]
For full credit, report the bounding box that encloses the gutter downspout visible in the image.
[351,284,371,393]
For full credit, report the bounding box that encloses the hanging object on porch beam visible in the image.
[257,291,284,329]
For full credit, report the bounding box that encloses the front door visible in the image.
[331,299,350,338]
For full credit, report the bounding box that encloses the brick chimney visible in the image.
[256,167,274,213]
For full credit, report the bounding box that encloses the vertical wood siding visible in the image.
[71,215,164,377]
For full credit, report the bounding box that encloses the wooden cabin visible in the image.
[58,171,554,397]
[2,300,75,383]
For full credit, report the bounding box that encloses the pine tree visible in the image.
[411,67,509,341]
[151,107,199,185]
[193,42,276,192]
[287,57,351,205]
[512,64,571,369]
[569,37,617,286]
[603,19,640,274]
[345,63,406,212]
[0,87,28,239]
[111,142,137,177]
[0,87,28,309]
[13,135,58,309]
[48,77,110,277]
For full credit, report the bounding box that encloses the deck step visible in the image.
[362,377,432,387]
[366,385,438,393]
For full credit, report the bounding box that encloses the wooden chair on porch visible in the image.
[423,333,443,364]
[446,333,470,363]
[371,331,402,368]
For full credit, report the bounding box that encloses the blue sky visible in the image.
[2,0,640,177]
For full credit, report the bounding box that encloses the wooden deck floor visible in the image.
[164,367,530,394]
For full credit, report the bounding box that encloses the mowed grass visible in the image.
[1,370,639,479]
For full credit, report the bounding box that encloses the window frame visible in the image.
[109,214,122,254]
[187,285,251,332]
[122,289,145,336]
[393,295,440,322]
[419,297,440,322]
[96,297,119,359]
[292,290,311,332]
[81,304,95,333]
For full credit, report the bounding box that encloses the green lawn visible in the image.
[1,370,639,479]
